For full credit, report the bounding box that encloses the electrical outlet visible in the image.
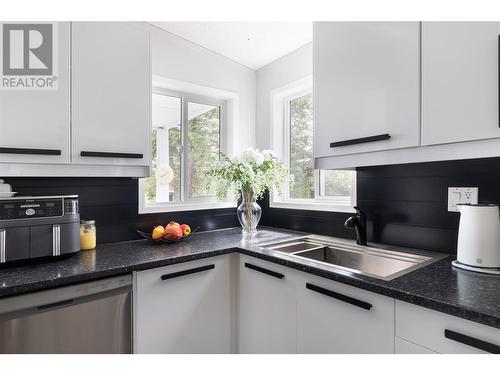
[448,187,479,212]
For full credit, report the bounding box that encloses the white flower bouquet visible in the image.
[207,148,289,235]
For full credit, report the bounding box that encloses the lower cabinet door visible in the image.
[395,337,437,354]
[396,300,500,354]
[133,255,231,353]
[238,255,297,353]
[297,273,395,353]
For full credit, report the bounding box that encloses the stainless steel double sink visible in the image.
[260,235,446,281]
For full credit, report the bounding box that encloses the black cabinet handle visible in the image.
[80,151,143,159]
[161,264,215,280]
[244,262,284,279]
[306,283,372,310]
[330,134,391,148]
[37,299,74,311]
[444,329,500,354]
[0,147,61,156]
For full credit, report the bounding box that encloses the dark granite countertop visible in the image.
[0,227,302,298]
[0,226,499,330]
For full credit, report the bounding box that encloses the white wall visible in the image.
[255,42,312,150]
[136,22,310,154]
[137,22,257,154]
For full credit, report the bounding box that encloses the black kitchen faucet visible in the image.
[344,206,367,246]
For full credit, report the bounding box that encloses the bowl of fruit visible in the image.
[137,221,197,243]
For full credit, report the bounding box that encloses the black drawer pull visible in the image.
[161,264,215,281]
[37,299,74,311]
[306,283,372,310]
[80,151,144,159]
[330,133,391,148]
[444,329,500,354]
[244,262,284,279]
[0,147,61,156]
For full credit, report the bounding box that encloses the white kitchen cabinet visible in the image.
[133,255,231,354]
[297,272,395,353]
[238,255,297,353]
[313,22,420,158]
[0,22,70,164]
[422,22,500,145]
[396,300,500,354]
[395,337,437,354]
[71,22,150,167]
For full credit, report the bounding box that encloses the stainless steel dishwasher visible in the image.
[0,274,132,354]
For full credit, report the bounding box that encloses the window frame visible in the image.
[139,87,234,214]
[270,83,356,213]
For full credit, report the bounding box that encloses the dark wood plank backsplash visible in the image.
[357,157,500,253]
[6,156,500,252]
[3,178,239,244]
[259,193,356,240]
[262,157,500,254]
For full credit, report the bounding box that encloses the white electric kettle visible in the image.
[452,203,500,274]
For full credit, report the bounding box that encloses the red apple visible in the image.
[180,224,191,237]
[164,221,183,237]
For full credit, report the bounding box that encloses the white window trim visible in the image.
[138,189,235,214]
[270,77,356,213]
[139,87,236,214]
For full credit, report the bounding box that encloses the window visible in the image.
[272,85,356,212]
[139,88,231,213]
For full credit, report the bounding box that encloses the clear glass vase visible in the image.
[237,185,262,237]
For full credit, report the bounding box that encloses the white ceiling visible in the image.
[149,22,312,70]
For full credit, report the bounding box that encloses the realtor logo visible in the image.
[0,22,58,90]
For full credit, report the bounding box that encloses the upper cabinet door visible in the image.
[314,22,420,158]
[0,22,70,164]
[422,22,500,145]
[71,22,150,166]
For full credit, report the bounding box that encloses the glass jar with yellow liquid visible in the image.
[80,220,96,250]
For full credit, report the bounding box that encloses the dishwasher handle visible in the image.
[37,299,75,312]
[0,275,132,318]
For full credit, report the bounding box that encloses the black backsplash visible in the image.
[3,178,239,244]
[259,193,355,240]
[6,156,500,252]
[262,157,500,254]
[357,157,500,253]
